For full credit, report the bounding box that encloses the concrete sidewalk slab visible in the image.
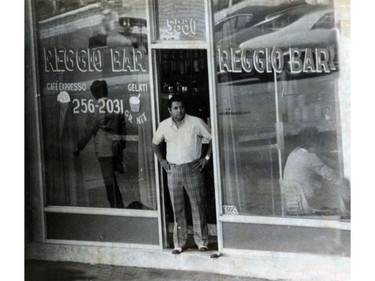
[26,242,350,280]
[25,260,270,281]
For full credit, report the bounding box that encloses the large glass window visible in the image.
[33,0,157,210]
[214,0,350,220]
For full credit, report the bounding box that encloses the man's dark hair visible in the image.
[298,127,320,148]
[167,95,185,109]
[90,80,108,100]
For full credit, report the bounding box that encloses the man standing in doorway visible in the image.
[152,95,212,254]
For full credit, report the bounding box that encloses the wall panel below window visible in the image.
[46,213,159,245]
[222,222,350,256]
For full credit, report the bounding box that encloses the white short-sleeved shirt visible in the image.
[283,147,336,198]
[152,114,211,165]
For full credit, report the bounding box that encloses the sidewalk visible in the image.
[25,260,271,281]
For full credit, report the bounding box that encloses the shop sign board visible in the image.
[156,0,206,41]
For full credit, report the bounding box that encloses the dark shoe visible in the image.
[172,248,182,255]
[198,246,208,252]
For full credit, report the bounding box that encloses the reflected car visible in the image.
[89,16,147,49]
[214,0,307,42]
[217,4,338,81]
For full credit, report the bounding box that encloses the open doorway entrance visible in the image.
[155,49,217,251]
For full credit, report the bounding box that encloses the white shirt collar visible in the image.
[169,115,187,127]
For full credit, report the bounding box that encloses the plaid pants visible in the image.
[167,162,208,249]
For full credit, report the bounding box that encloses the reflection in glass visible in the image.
[282,127,349,216]
[214,0,349,220]
[34,0,157,210]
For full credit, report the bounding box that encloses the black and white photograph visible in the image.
[22,0,355,280]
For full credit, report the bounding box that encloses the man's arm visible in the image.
[193,139,212,171]
[74,114,98,155]
[206,139,212,159]
[308,152,338,182]
[152,143,170,172]
[193,117,212,171]
[119,113,126,150]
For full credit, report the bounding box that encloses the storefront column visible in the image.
[25,0,45,242]
[335,0,350,179]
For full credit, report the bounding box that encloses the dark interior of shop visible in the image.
[156,49,217,249]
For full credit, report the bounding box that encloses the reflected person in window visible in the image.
[152,95,212,254]
[74,80,126,208]
[89,10,138,49]
[283,127,350,215]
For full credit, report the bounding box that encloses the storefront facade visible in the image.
[25,0,350,279]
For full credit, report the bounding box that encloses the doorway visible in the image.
[155,49,217,251]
